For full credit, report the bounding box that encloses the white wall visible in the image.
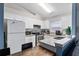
[46,14,72,32]
[4,6,44,29]
[42,20,50,29]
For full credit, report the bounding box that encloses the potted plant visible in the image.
[65,26,71,35]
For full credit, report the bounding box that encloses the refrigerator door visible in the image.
[7,33,25,54]
[7,20,25,33]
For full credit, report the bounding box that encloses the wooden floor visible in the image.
[11,46,55,56]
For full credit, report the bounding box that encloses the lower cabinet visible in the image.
[22,35,35,50]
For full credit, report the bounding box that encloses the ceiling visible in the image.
[4,3,72,19]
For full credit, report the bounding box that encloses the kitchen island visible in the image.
[39,35,76,56]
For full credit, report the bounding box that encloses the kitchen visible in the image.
[2,3,76,56]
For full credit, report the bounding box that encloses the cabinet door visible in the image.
[25,36,35,47]
[25,36,32,43]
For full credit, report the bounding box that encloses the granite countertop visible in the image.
[55,35,76,47]
[43,34,75,47]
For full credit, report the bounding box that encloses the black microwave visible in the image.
[25,31,32,35]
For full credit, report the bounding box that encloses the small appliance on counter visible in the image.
[55,30,62,35]
[25,28,33,35]
[25,31,32,35]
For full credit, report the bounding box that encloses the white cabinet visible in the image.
[25,35,35,47]
[25,36,32,43]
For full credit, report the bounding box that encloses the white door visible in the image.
[7,20,25,33]
[7,33,25,54]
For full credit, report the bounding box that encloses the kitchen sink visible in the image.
[54,37,65,40]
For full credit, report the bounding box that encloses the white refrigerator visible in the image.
[7,20,25,54]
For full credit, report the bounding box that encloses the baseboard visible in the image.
[0,48,10,56]
[22,42,32,51]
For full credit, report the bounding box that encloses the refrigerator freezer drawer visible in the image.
[7,33,25,54]
[8,44,22,54]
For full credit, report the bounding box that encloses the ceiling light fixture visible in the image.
[38,3,52,13]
